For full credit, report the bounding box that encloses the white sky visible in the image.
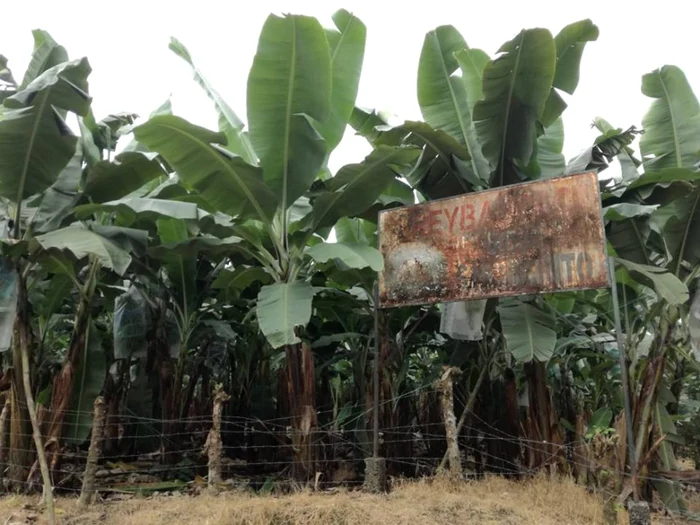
[2,0,698,175]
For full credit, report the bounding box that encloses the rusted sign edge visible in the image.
[376,171,610,309]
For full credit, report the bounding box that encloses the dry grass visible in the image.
[0,474,656,525]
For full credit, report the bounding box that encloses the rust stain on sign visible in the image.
[378,172,609,308]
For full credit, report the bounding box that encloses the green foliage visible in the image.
[1,17,700,510]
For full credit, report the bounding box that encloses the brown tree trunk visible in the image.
[524,361,554,469]
[284,343,317,481]
[101,362,124,458]
[146,305,177,465]
[45,260,99,472]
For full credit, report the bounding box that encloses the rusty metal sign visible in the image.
[377,172,609,308]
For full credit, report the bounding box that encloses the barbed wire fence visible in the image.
[0,382,697,523]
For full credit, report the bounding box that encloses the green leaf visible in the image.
[7,58,92,116]
[0,58,92,203]
[0,54,17,87]
[247,14,331,211]
[0,106,77,202]
[418,26,489,182]
[64,322,106,445]
[589,407,612,430]
[370,119,479,196]
[473,29,556,187]
[212,267,272,291]
[36,273,73,320]
[257,281,314,348]
[334,217,376,246]
[349,106,401,145]
[615,258,689,305]
[89,224,149,256]
[169,37,256,164]
[75,197,202,224]
[455,48,490,113]
[148,235,243,258]
[534,117,565,179]
[541,19,599,126]
[628,167,700,190]
[316,9,366,152]
[34,223,134,275]
[604,203,658,221]
[305,145,419,232]
[500,299,557,362]
[157,218,197,315]
[84,151,167,203]
[565,125,641,176]
[30,147,82,233]
[20,30,68,89]
[121,99,173,154]
[306,242,383,271]
[653,402,687,513]
[651,186,700,274]
[552,20,599,94]
[133,115,277,223]
[641,66,700,172]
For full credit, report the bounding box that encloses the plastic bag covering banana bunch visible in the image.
[114,284,148,359]
[0,217,17,352]
[439,300,487,341]
[690,290,700,354]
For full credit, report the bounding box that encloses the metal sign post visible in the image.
[372,282,380,459]
[363,283,387,493]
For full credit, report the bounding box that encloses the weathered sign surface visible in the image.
[378,172,609,308]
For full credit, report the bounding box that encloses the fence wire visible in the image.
[1,400,699,521]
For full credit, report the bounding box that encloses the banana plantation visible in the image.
[0,10,699,520]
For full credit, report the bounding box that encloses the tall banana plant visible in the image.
[133,11,419,479]
[135,11,418,349]
[599,65,700,509]
[0,32,173,493]
[0,31,95,489]
[352,20,599,368]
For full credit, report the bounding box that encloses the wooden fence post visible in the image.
[79,396,106,507]
[204,384,230,490]
[436,366,462,479]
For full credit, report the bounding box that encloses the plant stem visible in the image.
[20,323,55,525]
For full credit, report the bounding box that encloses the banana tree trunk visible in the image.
[8,275,33,487]
[524,361,554,469]
[45,260,99,471]
[283,342,317,481]
[150,320,176,465]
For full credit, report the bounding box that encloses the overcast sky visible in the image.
[2,0,698,175]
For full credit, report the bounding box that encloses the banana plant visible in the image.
[132,11,421,479]
[134,12,419,349]
[0,32,183,491]
[0,31,94,488]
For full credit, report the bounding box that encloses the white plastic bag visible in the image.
[439,300,487,341]
[690,290,700,354]
[0,257,17,352]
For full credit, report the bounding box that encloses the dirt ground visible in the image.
[0,475,694,525]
